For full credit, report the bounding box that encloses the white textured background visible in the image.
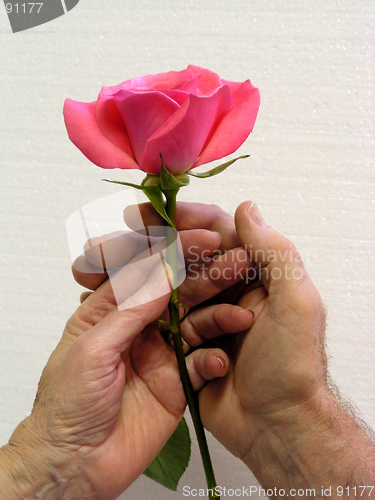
[0,1,374,498]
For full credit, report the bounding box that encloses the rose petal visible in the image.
[175,75,200,94]
[96,93,135,158]
[63,99,139,170]
[130,68,194,90]
[160,89,191,106]
[104,68,195,95]
[194,81,260,168]
[113,90,179,166]
[140,85,233,174]
[65,66,260,174]
[220,79,245,93]
[187,65,222,94]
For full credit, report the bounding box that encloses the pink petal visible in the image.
[220,79,244,93]
[96,93,135,158]
[159,89,191,106]
[186,65,222,94]
[63,98,139,170]
[175,75,200,94]
[113,90,179,166]
[194,81,260,168]
[105,68,195,94]
[140,85,233,174]
[130,68,194,90]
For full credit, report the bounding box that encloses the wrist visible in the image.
[241,388,327,489]
[241,387,375,497]
[0,415,96,500]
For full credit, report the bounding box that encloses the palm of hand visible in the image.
[199,280,326,461]
[81,325,186,497]
[32,301,185,499]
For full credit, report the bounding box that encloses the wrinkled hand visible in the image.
[74,201,255,359]
[190,201,327,461]
[9,211,253,500]
[185,201,375,494]
[119,201,327,460]
[120,201,375,493]
[10,262,231,499]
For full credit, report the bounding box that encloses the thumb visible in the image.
[88,262,173,353]
[235,201,307,293]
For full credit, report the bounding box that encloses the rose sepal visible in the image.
[103,177,175,227]
[160,163,190,191]
[188,154,250,178]
[103,164,189,228]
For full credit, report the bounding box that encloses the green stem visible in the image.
[164,188,219,500]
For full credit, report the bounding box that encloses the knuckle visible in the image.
[209,203,223,214]
[268,230,302,262]
[73,332,99,363]
[182,315,203,347]
[208,204,231,227]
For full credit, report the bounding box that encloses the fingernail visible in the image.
[216,356,226,369]
[245,308,255,319]
[241,307,254,317]
[248,202,266,227]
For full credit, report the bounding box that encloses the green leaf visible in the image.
[102,178,174,227]
[161,162,189,191]
[143,417,191,491]
[188,154,250,178]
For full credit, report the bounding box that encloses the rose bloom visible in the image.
[64,65,260,175]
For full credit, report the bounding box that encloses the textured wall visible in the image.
[0,1,374,498]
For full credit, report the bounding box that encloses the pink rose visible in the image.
[63,65,260,175]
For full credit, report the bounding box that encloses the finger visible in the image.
[179,247,253,309]
[124,201,241,251]
[180,229,221,264]
[208,279,256,308]
[235,201,309,293]
[186,348,229,391]
[73,243,252,339]
[71,250,168,333]
[237,285,268,321]
[72,255,108,290]
[181,304,253,347]
[127,228,221,271]
[86,263,172,353]
[72,231,160,288]
[83,231,141,269]
[73,237,250,332]
[72,229,222,291]
[80,291,92,304]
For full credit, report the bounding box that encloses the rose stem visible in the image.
[164,188,219,500]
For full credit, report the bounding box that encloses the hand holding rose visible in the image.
[133,201,375,496]
[1,201,374,499]
[64,66,261,496]
[0,216,253,500]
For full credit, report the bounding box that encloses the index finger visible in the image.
[72,228,222,291]
[124,201,241,252]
